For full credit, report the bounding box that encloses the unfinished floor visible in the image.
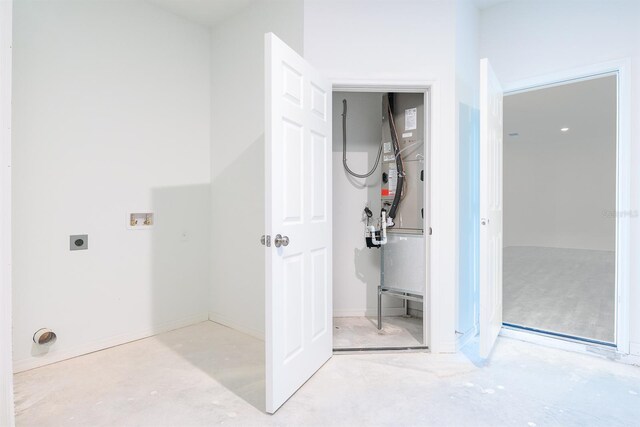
[15,321,640,426]
[333,316,423,349]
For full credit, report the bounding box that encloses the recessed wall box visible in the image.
[70,234,88,250]
[128,212,154,229]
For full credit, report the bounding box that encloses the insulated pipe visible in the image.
[386,94,404,223]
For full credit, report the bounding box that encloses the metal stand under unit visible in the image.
[378,232,425,330]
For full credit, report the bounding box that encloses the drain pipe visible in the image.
[370,210,388,246]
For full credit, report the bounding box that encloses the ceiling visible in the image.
[147,0,255,27]
[504,74,617,150]
[148,0,510,27]
[474,0,511,10]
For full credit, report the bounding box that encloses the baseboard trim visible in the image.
[13,313,208,373]
[208,312,265,341]
[0,375,12,427]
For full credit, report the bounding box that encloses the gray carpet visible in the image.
[503,246,615,343]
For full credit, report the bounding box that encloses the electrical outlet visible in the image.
[70,235,88,251]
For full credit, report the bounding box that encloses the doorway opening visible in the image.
[331,88,430,351]
[502,74,618,346]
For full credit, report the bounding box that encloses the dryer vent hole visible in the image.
[33,328,57,345]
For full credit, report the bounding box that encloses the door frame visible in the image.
[0,0,13,424]
[331,79,438,351]
[499,59,632,355]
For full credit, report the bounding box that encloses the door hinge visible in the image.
[260,234,271,247]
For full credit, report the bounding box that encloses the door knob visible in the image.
[274,234,289,248]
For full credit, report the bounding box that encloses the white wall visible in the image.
[209,0,303,339]
[331,91,404,317]
[503,76,617,251]
[12,0,211,371]
[304,0,459,352]
[0,0,13,423]
[480,0,640,354]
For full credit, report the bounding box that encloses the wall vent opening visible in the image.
[33,328,57,345]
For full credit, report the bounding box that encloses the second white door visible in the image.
[479,57,504,359]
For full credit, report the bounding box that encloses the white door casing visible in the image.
[264,33,332,414]
[0,0,13,424]
[479,58,503,358]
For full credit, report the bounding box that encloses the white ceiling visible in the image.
[147,0,256,27]
[474,0,511,10]
[148,0,510,27]
[504,75,617,147]
[149,0,509,27]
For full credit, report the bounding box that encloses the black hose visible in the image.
[342,99,384,178]
[386,93,404,222]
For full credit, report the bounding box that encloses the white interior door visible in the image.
[479,58,503,358]
[264,33,332,414]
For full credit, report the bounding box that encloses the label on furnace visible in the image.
[384,165,397,196]
[405,107,417,131]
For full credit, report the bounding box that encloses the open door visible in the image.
[479,58,503,358]
[264,33,332,413]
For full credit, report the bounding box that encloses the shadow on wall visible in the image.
[348,167,385,313]
[151,143,266,412]
[344,169,369,190]
[353,246,380,311]
[458,102,480,339]
[210,135,265,339]
[338,154,403,315]
[150,183,210,329]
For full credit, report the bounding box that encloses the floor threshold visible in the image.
[502,322,616,348]
[333,346,429,354]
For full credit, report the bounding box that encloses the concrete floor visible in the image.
[15,321,640,426]
[333,316,423,349]
[504,246,615,343]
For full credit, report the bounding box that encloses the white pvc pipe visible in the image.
[380,210,388,244]
[369,210,388,246]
